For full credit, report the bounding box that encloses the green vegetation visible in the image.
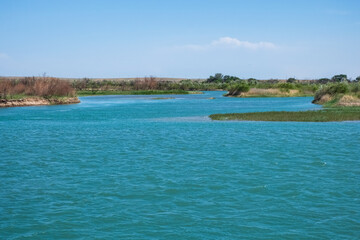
[67,73,360,97]
[210,82,360,122]
[331,74,348,83]
[1,74,359,101]
[77,89,190,96]
[227,83,250,96]
[312,82,360,106]
[209,108,360,122]
[72,77,228,93]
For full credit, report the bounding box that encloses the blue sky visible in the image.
[0,0,359,79]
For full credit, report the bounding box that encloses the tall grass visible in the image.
[0,77,76,99]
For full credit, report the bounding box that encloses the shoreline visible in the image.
[224,88,314,98]
[77,90,203,97]
[0,97,80,108]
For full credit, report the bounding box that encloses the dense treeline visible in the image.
[0,77,75,99]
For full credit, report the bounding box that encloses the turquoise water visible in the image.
[1,91,359,239]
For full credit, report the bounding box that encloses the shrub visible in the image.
[0,77,75,99]
[247,78,258,85]
[277,82,296,91]
[350,83,360,93]
[228,83,250,95]
[327,83,349,95]
[313,83,350,103]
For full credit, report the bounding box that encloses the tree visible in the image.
[331,74,347,83]
[214,73,223,80]
[287,77,296,83]
[223,75,240,82]
[207,73,224,83]
[247,78,258,85]
[318,78,330,84]
[355,76,360,82]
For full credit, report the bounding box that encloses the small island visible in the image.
[210,82,360,122]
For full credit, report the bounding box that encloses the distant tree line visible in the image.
[68,73,360,95]
[1,73,359,99]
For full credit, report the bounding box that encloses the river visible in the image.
[1,91,359,239]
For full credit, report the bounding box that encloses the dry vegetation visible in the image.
[231,88,301,97]
[0,77,76,99]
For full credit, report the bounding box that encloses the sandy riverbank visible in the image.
[0,97,80,108]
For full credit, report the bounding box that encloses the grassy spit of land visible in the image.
[0,77,80,107]
[210,82,360,122]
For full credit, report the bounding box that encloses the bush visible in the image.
[313,83,350,102]
[247,78,258,85]
[350,83,360,93]
[327,83,349,95]
[277,82,296,91]
[228,83,250,95]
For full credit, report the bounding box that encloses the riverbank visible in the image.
[313,94,360,107]
[77,90,203,96]
[0,97,80,108]
[225,88,313,98]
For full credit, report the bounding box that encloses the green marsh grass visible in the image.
[210,107,360,122]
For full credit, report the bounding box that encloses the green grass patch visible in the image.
[210,107,360,122]
[77,89,195,96]
[2,94,30,100]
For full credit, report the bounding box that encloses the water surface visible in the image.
[1,92,359,239]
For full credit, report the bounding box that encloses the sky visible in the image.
[0,0,359,79]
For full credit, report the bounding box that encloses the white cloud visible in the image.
[181,37,276,51]
[212,37,276,49]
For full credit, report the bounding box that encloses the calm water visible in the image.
[1,91,359,239]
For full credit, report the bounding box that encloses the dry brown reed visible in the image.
[0,77,75,99]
